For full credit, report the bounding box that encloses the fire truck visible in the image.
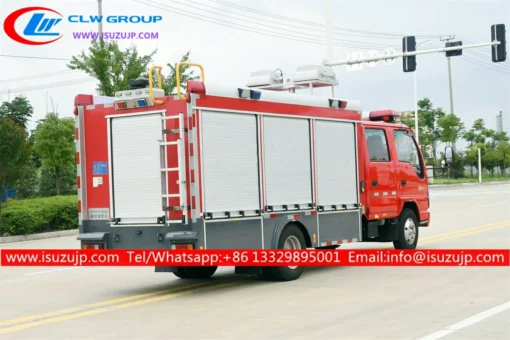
[74,63,430,281]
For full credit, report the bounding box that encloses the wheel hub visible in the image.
[404,218,416,245]
[284,235,301,269]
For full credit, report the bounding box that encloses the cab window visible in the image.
[393,130,424,177]
[365,128,390,162]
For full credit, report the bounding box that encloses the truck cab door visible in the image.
[392,129,428,215]
[363,127,398,219]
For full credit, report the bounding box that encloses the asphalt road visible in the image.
[1,183,509,340]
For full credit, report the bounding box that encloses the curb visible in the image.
[429,181,510,189]
[0,229,78,244]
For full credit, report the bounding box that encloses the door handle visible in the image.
[372,180,378,187]
[401,180,406,186]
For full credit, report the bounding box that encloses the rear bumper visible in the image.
[77,219,203,249]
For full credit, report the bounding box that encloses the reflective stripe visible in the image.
[75,114,83,225]
[320,238,358,246]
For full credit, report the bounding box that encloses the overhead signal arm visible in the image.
[323,24,506,71]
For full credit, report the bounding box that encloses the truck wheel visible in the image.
[173,266,217,279]
[393,208,419,249]
[265,223,307,281]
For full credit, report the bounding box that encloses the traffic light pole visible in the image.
[324,41,501,67]
[447,57,454,115]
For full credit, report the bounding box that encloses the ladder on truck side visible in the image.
[160,112,188,226]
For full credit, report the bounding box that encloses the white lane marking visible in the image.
[480,202,508,207]
[417,300,510,340]
[24,268,79,276]
[472,193,509,199]
[433,203,509,216]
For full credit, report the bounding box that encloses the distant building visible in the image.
[496,111,503,133]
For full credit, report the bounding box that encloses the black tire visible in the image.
[263,223,307,282]
[393,208,419,249]
[173,266,217,279]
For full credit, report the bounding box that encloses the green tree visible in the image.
[496,141,510,177]
[155,50,200,95]
[0,95,34,129]
[14,150,40,199]
[67,39,157,96]
[437,113,465,145]
[0,117,31,207]
[465,145,479,177]
[483,150,499,177]
[38,165,76,197]
[399,98,445,161]
[471,118,487,144]
[33,113,75,195]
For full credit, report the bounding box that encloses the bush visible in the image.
[0,195,78,236]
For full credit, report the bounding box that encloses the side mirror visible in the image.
[445,146,454,164]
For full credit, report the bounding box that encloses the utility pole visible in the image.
[98,0,103,38]
[478,148,483,183]
[441,36,456,115]
[440,35,456,156]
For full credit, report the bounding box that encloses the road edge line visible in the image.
[0,230,78,245]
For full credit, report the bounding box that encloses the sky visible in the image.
[0,0,509,152]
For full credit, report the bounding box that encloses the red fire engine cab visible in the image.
[74,63,430,281]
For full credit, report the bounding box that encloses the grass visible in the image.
[431,176,509,185]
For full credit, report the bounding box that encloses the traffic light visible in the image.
[402,36,416,72]
[491,24,506,62]
[445,41,463,57]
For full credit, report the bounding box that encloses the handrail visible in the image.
[176,62,205,101]
[148,65,163,105]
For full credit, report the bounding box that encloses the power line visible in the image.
[207,0,445,39]
[458,38,492,54]
[463,52,510,71]
[0,77,95,95]
[462,56,510,75]
[0,70,79,83]
[0,54,72,61]
[173,0,405,41]
[134,0,396,50]
[161,0,399,48]
[442,36,509,70]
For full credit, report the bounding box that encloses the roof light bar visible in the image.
[369,110,400,122]
[250,90,261,100]
[328,99,347,109]
[238,88,262,100]
[238,88,250,98]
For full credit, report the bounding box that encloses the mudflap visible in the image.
[362,218,400,242]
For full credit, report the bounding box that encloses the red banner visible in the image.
[1,249,508,267]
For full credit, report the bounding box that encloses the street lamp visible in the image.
[413,39,432,146]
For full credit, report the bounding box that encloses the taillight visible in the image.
[82,244,104,250]
[172,244,194,250]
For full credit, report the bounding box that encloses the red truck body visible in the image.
[74,75,430,281]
